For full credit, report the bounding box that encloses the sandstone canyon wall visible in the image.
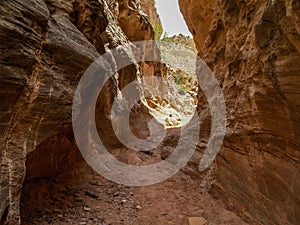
[0,0,158,224]
[1,0,300,224]
[179,0,300,224]
[140,0,161,26]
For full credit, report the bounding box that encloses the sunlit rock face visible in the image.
[0,0,158,223]
[140,0,161,26]
[179,0,217,52]
[142,73,197,128]
[144,37,198,128]
[117,0,154,41]
[180,0,300,224]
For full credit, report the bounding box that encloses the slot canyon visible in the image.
[0,0,299,224]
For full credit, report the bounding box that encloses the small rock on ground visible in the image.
[188,217,207,225]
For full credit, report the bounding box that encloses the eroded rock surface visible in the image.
[180,0,300,224]
[140,0,161,26]
[0,0,157,223]
[2,0,299,224]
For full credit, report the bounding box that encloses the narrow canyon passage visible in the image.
[1,0,300,224]
[19,34,234,224]
[18,2,227,224]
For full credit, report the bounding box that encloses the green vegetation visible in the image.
[150,19,163,40]
[161,32,174,42]
[174,73,184,85]
[169,70,195,93]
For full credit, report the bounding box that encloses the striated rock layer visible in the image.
[140,0,161,26]
[0,0,158,224]
[179,0,300,224]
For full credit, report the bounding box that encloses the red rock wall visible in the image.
[179,0,300,224]
[0,0,156,223]
[140,0,162,26]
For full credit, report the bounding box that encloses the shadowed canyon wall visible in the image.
[179,0,300,224]
[0,0,158,224]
